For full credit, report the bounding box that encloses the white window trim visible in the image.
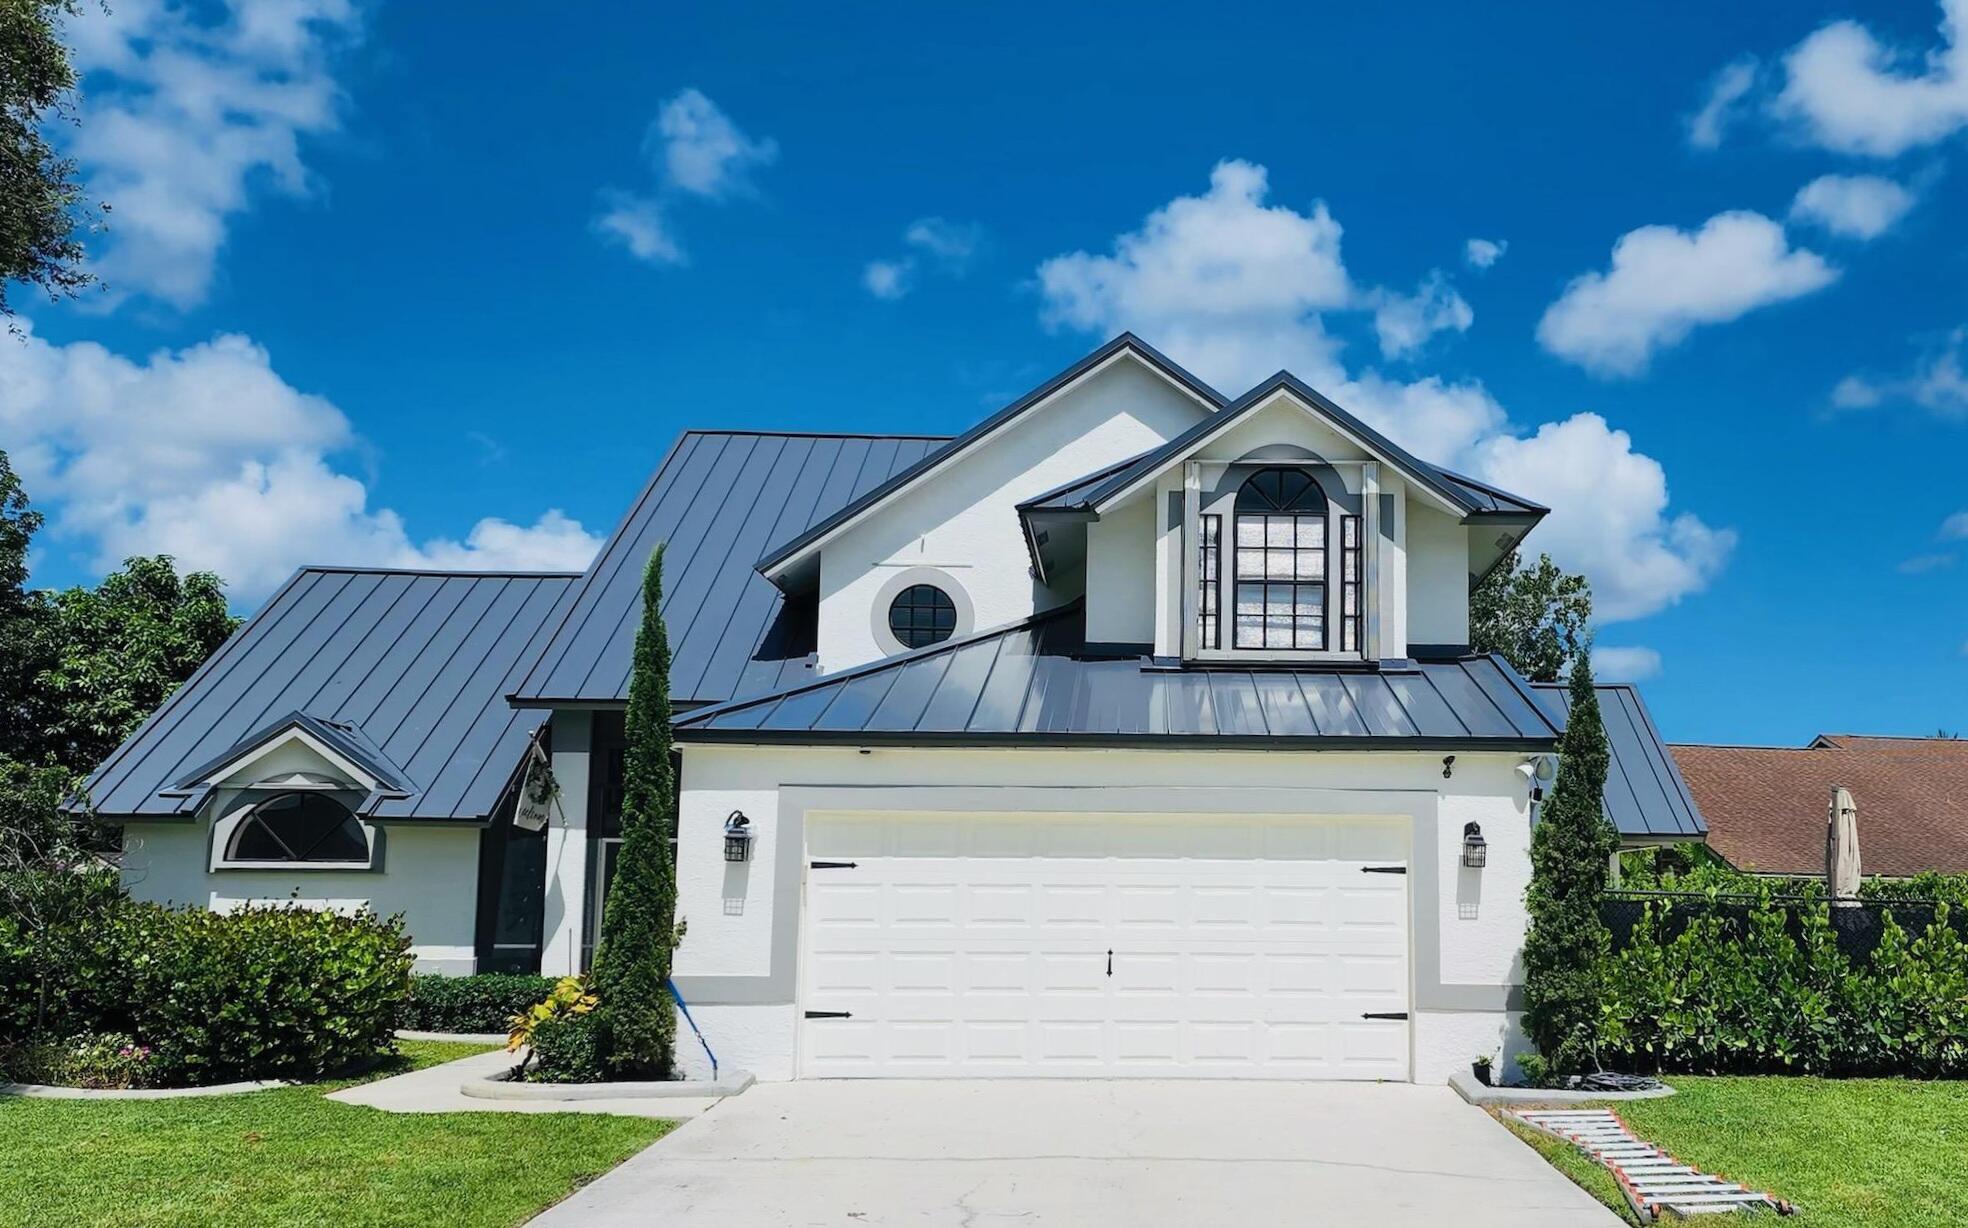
[208,791,380,873]
[1182,460,1377,665]
[869,566,976,657]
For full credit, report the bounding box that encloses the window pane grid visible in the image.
[1340,514,1363,654]
[1196,514,1220,649]
[887,584,957,649]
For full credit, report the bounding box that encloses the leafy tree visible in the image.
[1521,648,1619,1076]
[1470,551,1592,682]
[590,545,679,1079]
[0,450,50,755]
[1,0,96,319]
[34,556,236,772]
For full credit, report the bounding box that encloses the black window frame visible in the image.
[886,583,958,649]
[1231,467,1329,651]
[225,791,370,864]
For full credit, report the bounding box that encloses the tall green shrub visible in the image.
[1522,649,1619,1075]
[590,545,679,1079]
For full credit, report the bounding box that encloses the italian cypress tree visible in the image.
[591,545,679,1078]
[1521,647,1618,1076]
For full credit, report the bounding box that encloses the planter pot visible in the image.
[1472,1062,1494,1087]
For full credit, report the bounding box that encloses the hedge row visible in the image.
[1599,897,1968,1077]
[1,876,413,1086]
[402,972,556,1033]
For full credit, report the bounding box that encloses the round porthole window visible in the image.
[886,583,958,648]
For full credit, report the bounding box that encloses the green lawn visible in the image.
[1500,1076,1968,1228]
[0,1040,675,1228]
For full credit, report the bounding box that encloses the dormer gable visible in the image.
[166,711,412,816]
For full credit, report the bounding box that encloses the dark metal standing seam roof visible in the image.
[507,431,948,706]
[83,568,580,822]
[674,606,1563,749]
[1531,682,1707,839]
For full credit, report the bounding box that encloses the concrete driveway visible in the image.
[529,1080,1625,1227]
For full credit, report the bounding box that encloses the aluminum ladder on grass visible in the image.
[1507,1108,1793,1221]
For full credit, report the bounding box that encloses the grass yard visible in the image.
[0,1040,675,1228]
[1500,1076,1968,1228]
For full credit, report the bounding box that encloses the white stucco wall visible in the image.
[671,743,1534,1084]
[815,356,1210,671]
[122,820,482,973]
[1406,505,1470,647]
[1083,494,1157,645]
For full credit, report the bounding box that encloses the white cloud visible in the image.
[1537,211,1837,377]
[0,322,599,601]
[1687,57,1760,149]
[1942,511,1968,539]
[651,87,777,198]
[861,217,984,298]
[1775,0,1968,157]
[1899,552,1957,573]
[1789,174,1916,239]
[1038,160,1353,389]
[1370,272,1473,360]
[1464,238,1507,269]
[1833,328,1968,419]
[1595,646,1663,682]
[594,192,684,266]
[1034,161,1732,624]
[63,0,361,308]
[904,217,981,266]
[1474,415,1735,621]
[861,259,911,300]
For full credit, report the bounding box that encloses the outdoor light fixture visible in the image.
[1441,754,1456,779]
[1516,755,1558,803]
[723,811,753,863]
[1461,821,1487,869]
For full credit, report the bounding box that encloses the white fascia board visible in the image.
[200,726,381,793]
[758,345,1219,582]
[1095,387,1469,519]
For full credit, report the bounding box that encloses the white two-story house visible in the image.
[85,335,1704,1084]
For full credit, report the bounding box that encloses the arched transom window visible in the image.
[225,792,370,863]
[1233,467,1328,650]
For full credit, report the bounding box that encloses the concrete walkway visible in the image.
[527,1079,1627,1227]
[328,1049,719,1118]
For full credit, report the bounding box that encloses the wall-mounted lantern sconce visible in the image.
[723,811,753,863]
[1461,821,1487,869]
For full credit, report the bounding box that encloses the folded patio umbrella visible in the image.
[1826,785,1861,905]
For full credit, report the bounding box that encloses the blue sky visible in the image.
[6,0,1967,745]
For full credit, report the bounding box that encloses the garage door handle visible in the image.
[1361,865,1407,875]
[1360,1012,1409,1021]
[804,1010,853,1020]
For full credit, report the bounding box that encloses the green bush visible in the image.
[1600,895,1968,1077]
[403,973,555,1033]
[525,1011,605,1083]
[0,897,413,1086]
[0,868,125,1037]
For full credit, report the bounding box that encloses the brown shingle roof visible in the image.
[1669,737,1968,877]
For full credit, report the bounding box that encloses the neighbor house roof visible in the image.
[752,334,1224,582]
[1530,682,1707,841]
[83,568,580,823]
[674,604,1561,749]
[1670,737,1968,877]
[508,431,949,706]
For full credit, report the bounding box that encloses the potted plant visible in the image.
[1471,1054,1494,1086]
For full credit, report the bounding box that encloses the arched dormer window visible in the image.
[225,792,370,864]
[1233,467,1329,650]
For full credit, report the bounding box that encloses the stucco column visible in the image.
[540,709,591,976]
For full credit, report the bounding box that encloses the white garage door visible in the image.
[799,812,1410,1080]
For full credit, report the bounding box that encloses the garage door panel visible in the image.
[801,813,1410,1080]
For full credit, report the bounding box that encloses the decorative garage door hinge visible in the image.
[1361,865,1407,874]
[804,1010,853,1020]
[809,860,859,869]
[1360,1012,1410,1021]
